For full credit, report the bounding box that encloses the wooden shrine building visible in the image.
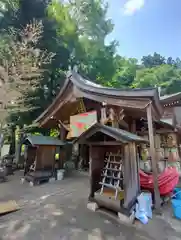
[159,93,181,173]
[160,92,181,128]
[35,70,163,210]
[74,123,148,216]
[22,135,65,185]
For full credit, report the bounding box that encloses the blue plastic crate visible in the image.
[173,188,181,200]
[171,199,181,220]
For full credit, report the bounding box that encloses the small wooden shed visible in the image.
[75,123,148,217]
[23,135,65,185]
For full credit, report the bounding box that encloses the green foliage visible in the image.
[141,52,166,68]
[48,0,117,82]
[50,128,59,138]
[132,64,181,94]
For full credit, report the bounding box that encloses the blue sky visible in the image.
[107,0,181,60]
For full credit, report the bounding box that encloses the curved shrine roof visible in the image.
[35,71,163,127]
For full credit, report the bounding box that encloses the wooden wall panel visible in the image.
[36,146,56,170]
[123,142,139,209]
[174,106,181,126]
[90,146,105,198]
[27,147,36,167]
[162,107,173,119]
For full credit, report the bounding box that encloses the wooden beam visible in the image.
[60,127,67,141]
[130,119,136,133]
[74,87,149,109]
[147,103,161,210]
[119,119,129,130]
[123,144,129,208]
[89,145,92,177]
[58,120,69,131]
[87,141,123,146]
[129,142,139,201]
[40,93,76,127]
[100,106,107,124]
[137,129,175,134]
[151,104,159,121]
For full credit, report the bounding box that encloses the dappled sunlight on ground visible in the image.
[3,220,31,240]
[0,172,180,240]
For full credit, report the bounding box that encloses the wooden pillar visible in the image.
[123,142,140,210]
[100,103,107,124]
[147,103,161,210]
[89,145,92,177]
[176,133,181,160]
[89,145,95,200]
[60,126,67,141]
[130,119,136,133]
[130,119,141,192]
[88,146,104,200]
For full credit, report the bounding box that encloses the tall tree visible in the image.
[67,0,117,82]
[174,57,181,69]
[141,52,166,68]
[167,57,175,65]
[0,21,54,125]
[132,64,181,94]
[49,0,117,84]
[0,0,71,124]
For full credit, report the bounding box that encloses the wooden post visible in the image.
[123,144,131,209]
[60,126,66,141]
[130,120,140,192]
[89,145,92,177]
[88,145,95,200]
[147,103,161,210]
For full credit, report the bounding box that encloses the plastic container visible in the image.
[171,199,181,220]
[137,192,152,219]
[135,203,149,224]
[174,188,181,200]
[57,169,65,181]
[138,211,149,224]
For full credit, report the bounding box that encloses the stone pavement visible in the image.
[0,172,180,240]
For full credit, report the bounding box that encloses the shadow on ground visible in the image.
[0,172,180,240]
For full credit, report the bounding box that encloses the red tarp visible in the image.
[139,167,179,196]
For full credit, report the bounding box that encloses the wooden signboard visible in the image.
[69,111,97,138]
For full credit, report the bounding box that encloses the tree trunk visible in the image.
[9,125,16,156]
[15,125,25,164]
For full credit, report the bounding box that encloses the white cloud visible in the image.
[122,0,145,16]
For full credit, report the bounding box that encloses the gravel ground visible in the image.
[0,171,180,240]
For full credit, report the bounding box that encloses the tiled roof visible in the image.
[23,135,65,146]
[75,123,148,144]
